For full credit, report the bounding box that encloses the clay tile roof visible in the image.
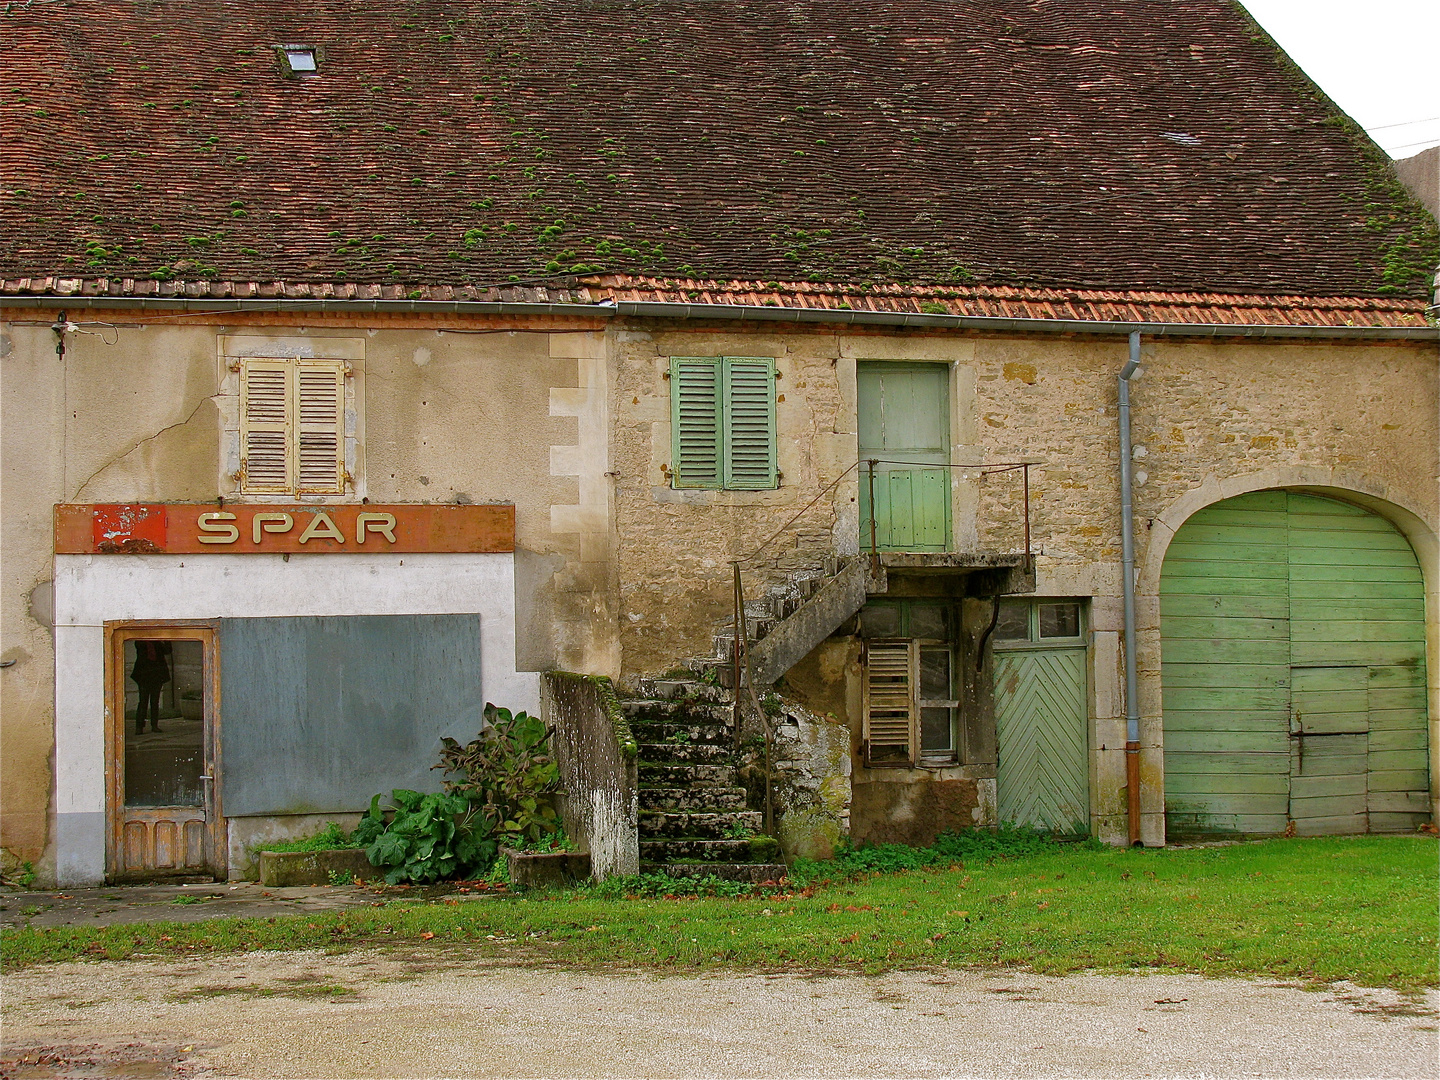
[1,0,1436,309]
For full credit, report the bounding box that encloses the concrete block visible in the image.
[258,848,375,887]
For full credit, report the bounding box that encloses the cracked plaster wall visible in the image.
[0,318,615,881]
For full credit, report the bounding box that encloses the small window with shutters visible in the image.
[239,356,349,495]
[670,356,776,490]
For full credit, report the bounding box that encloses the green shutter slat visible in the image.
[721,356,776,490]
[670,357,721,488]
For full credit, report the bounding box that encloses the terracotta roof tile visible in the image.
[3,272,1429,327]
[2,2,1434,303]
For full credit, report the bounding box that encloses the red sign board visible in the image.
[55,503,514,555]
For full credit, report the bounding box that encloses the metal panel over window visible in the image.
[217,615,484,816]
[670,356,776,489]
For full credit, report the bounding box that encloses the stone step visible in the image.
[640,862,788,884]
[637,742,734,766]
[639,810,763,840]
[629,720,734,747]
[638,764,737,787]
[622,700,734,725]
[638,787,749,812]
[633,679,730,704]
[639,838,759,863]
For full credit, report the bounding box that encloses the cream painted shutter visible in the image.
[721,356,776,490]
[240,358,294,493]
[671,356,722,488]
[864,640,915,766]
[297,361,346,494]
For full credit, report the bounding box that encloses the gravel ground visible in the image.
[2,946,1436,1079]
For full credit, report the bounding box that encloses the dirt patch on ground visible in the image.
[3,946,1437,1078]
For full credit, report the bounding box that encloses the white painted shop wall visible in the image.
[52,552,538,886]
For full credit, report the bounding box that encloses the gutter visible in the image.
[1,295,1437,340]
[1118,331,1143,847]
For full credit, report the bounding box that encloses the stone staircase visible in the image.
[614,556,878,882]
[624,678,784,882]
[686,555,878,688]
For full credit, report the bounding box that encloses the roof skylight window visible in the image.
[281,46,318,76]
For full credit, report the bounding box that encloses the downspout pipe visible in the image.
[1119,330,1143,846]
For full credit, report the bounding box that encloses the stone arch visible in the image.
[1139,466,1436,598]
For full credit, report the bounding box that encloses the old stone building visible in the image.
[2,1,1436,886]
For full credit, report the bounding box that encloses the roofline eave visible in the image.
[1,294,1435,341]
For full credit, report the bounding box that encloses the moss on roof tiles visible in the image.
[1,0,1435,299]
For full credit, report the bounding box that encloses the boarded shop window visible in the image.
[217,614,484,816]
[669,356,777,489]
[239,357,348,495]
[860,600,958,766]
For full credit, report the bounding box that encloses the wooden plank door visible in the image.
[1159,490,1293,836]
[857,362,950,552]
[107,624,223,881]
[1285,492,1430,833]
[994,647,1089,832]
[1161,490,1431,837]
[1288,665,1368,834]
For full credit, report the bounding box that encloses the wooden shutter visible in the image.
[240,359,294,494]
[296,361,346,494]
[721,356,776,490]
[864,640,915,766]
[670,356,722,488]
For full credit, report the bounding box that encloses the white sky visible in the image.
[1240,0,1439,159]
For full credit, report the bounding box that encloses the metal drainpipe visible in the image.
[1119,330,1144,847]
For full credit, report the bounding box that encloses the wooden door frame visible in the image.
[104,620,224,880]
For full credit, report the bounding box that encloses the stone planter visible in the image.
[504,848,591,889]
[258,848,376,887]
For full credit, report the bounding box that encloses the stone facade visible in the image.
[1,309,1436,881]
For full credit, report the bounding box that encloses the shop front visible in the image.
[52,502,536,886]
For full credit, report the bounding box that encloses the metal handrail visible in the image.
[860,458,1035,561]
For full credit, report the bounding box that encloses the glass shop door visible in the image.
[106,624,223,881]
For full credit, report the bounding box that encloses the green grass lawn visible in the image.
[4,836,1435,990]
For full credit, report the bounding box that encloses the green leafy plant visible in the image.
[352,789,495,886]
[435,704,562,850]
[260,822,360,853]
[0,860,37,888]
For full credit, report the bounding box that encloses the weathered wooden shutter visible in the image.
[671,356,722,488]
[296,361,346,494]
[864,640,915,766]
[240,358,294,494]
[721,356,776,489]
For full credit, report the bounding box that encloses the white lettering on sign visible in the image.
[356,512,397,543]
[193,510,401,547]
[297,511,344,544]
[252,513,293,544]
[197,512,239,544]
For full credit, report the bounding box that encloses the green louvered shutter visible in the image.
[721,356,776,489]
[671,357,722,488]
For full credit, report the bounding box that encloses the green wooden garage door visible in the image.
[1160,490,1430,837]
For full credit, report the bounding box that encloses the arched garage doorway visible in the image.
[1160,490,1430,837]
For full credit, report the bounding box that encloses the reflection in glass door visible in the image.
[108,626,221,880]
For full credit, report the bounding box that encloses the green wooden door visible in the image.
[1160,490,1430,837]
[857,362,950,552]
[994,647,1089,832]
